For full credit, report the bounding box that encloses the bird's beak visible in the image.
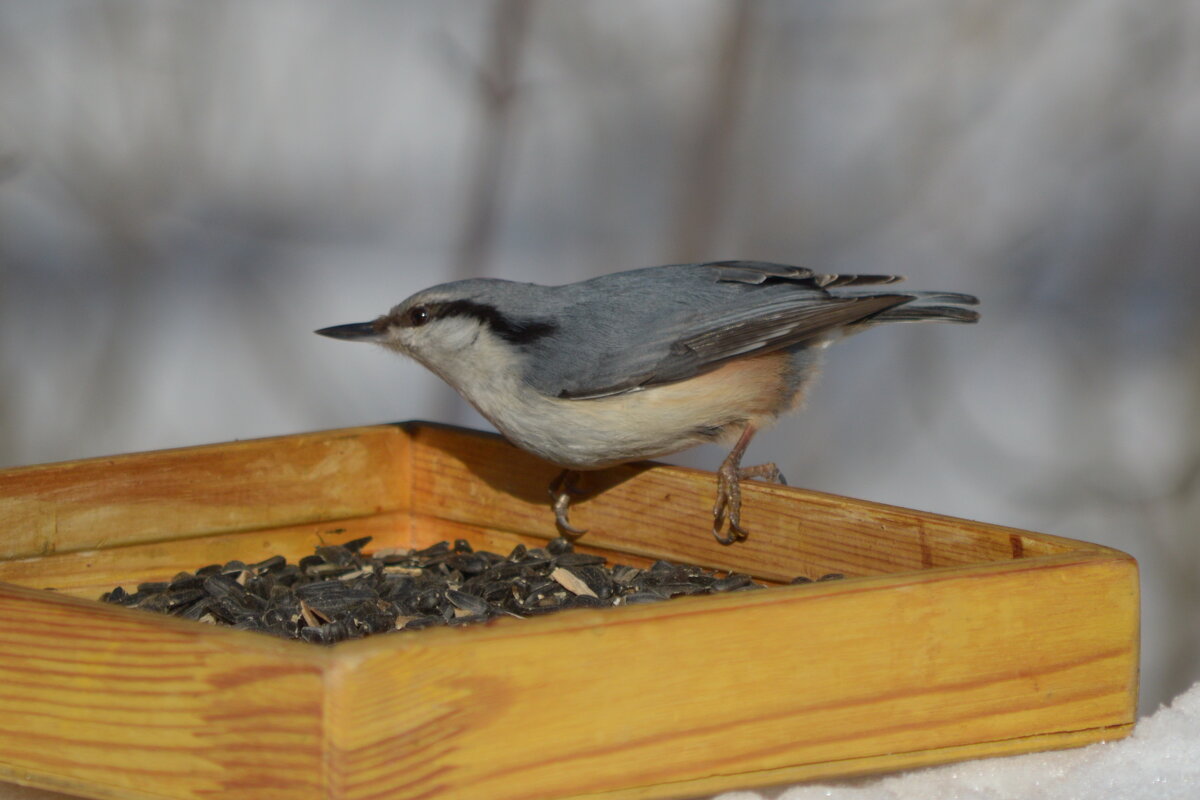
[314,321,385,342]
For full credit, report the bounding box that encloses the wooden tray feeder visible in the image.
[0,422,1138,800]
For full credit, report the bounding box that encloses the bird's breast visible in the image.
[466,350,812,469]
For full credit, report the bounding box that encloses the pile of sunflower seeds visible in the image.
[100,537,842,645]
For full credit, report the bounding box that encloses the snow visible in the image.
[712,681,1200,800]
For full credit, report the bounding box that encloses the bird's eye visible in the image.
[407,305,430,326]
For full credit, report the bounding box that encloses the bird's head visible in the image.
[315,280,558,387]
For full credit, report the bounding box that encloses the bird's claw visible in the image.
[549,470,588,538]
[712,462,748,544]
[711,461,786,545]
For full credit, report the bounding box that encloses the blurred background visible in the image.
[0,0,1196,715]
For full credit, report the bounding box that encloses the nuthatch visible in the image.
[316,260,978,544]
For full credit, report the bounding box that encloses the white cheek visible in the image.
[434,323,481,351]
[387,320,493,386]
[403,324,479,365]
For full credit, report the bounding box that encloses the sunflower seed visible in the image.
[101,536,816,644]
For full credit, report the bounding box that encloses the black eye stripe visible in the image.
[392,299,556,344]
[439,300,558,344]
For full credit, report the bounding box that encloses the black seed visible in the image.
[649,560,675,574]
[299,626,327,644]
[402,615,441,631]
[518,557,552,571]
[622,592,666,605]
[308,563,357,578]
[201,574,243,602]
[610,565,641,587]
[574,565,614,599]
[415,541,451,559]
[249,555,287,573]
[169,574,206,592]
[137,594,174,613]
[161,588,205,610]
[485,562,525,581]
[178,598,212,621]
[413,588,444,614]
[315,545,356,567]
[546,537,573,555]
[232,618,265,632]
[448,554,488,576]
[564,594,606,609]
[652,582,707,598]
[298,555,323,572]
[99,538,802,643]
[342,537,373,553]
[478,581,511,604]
[208,597,251,624]
[553,552,606,567]
[102,586,129,604]
[446,589,491,616]
[713,573,754,592]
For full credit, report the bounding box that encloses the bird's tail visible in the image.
[834,290,980,325]
[874,291,980,323]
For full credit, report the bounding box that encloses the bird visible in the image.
[316,260,979,544]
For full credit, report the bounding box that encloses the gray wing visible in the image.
[529,261,916,399]
[705,259,904,288]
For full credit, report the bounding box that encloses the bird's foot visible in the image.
[549,469,588,538]
[712,462,787,545]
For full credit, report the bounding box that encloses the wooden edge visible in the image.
[0,511,414,599]
[0,765,176,800]
[561,723,1135,800]
[0,424,406,476]
[0,580,333,800]
[401,421,1133,581]
[326,547,1136,661]
[0,723,1131,800]
[407,419,1108,557]
[0,540,1137,663]
[320,546,1136,799]
[0,424,410,560]
[0,578,333,663]
[0,420,1133,569]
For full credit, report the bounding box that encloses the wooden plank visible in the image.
[0,512,413,601]
[0,425,409,561]
[0,423,1139,799]
[556,722,1135,800]
[0,582,328,800]
[326,551,1138,800]
[403,423,1084,583]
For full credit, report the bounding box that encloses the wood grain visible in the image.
[326,552,1137,800]
[404,422,1081,582]
[0,582,327,800]
[0,423,1139,800]
[0,426,408,561]
[0,512,412,601]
